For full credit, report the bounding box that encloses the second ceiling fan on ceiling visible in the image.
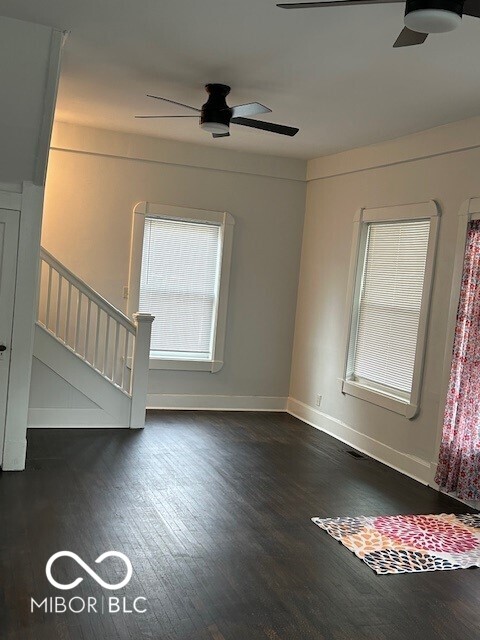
[277,0,480,47]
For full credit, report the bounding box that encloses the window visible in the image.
[140,217,221,360]
[343,201,440,418]
[129,203,234,371]
[353,219,430,397]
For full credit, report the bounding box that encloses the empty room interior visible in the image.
[1,0,480,638]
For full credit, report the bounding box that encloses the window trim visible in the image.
[342,200,440,419]
[128,202,234,372]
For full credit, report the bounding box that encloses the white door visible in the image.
[0,209,19,458]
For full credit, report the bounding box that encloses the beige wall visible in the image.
[290,117,480,484]
[42,123,306,406]
[42,115,480,482]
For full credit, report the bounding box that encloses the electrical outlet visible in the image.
[315,394,322,407]
[123,286,129,300]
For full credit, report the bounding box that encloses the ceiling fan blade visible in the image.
[393,27,428,47]
[146,94,201,112]
[231,117,298,137]
[231,102,272,118]
[213,132,230,138]
[135,115,199,119]
[463,0,480,17]
[277,0,403,8]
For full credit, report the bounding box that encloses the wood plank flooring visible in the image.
[1,410,479,640]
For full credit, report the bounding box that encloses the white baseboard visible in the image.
[287,397,432,485]
[27,408,130,428]
[429,461,439,487]
[147,394,288,412]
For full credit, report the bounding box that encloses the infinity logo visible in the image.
[46,551,133,591]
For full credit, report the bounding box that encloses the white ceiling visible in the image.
[2,0,480,159]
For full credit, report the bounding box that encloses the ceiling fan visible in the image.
[277,0,480,47]
[135,84,299,137]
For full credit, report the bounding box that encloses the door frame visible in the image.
[0,183,44,470]
[0,207,20,457]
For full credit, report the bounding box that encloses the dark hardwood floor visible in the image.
[1,411,479,640]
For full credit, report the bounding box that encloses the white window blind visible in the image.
[139,217,222,359]
[352,219,430,397]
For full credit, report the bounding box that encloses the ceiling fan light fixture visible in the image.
[200,121,230,135]
[404,8,462,33]
[141,84,298,137]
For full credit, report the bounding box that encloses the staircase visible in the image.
[29,248,154,428]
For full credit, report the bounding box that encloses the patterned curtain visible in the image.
[435,220,480,500]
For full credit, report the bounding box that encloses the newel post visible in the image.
[129,312,155,429]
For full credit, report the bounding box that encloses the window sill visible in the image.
[341,379,418,419]
[149,358,223,372]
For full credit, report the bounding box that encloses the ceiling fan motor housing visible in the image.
[404,0,463,32]
[200,84,232,133]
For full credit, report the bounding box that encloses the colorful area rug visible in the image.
[312,513,480,575]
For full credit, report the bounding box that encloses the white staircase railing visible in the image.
[37,248,154,428]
